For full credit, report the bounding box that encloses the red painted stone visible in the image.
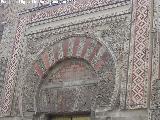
[88,42,102,62]
[101,52,109,62]
[54,46,59,62]
[81,38,91,58]
[34,63,43,78]
[50,60,96,82]
[63,40,69,57]
[42,52,50,70]
[73,37,80,57]
[94,52,109,71]
[95,60,105,71]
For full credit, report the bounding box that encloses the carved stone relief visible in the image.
[0,0,132,118]
[21,13,131,118]
[149,0,160,120]
[37,59,99,113]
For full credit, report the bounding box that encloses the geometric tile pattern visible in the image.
[1,17,27,116]
[0,0,127,116]
[127,0,152,109]
[33,37,111,78]
[29,0,129,23]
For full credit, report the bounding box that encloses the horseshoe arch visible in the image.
[32,36,117,115]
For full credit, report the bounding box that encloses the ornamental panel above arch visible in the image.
[24,36,117,113]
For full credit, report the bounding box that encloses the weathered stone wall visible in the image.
[149,0,160,119]
[0,0,156,120]
[0,2,20,117]
[0,4,4,42]
[20,1,131,119]
[0,3,6,114]
[11,1,130,119]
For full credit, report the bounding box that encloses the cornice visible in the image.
[25,0,130,25]
[25,6,131,40]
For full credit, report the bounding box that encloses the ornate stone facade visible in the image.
[0,0,159,120]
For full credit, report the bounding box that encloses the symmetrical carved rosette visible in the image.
[127,0,153,109]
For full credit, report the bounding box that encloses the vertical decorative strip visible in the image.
[150,32,160,108]
[1,17,27,115]
[127,0,152,109]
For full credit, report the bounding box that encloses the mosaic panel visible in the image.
[127,0,152,109]
[1,17,27,115]
[28,0,130,23]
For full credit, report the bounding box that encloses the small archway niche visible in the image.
[37,58,100,114]
[31,36,117,119]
